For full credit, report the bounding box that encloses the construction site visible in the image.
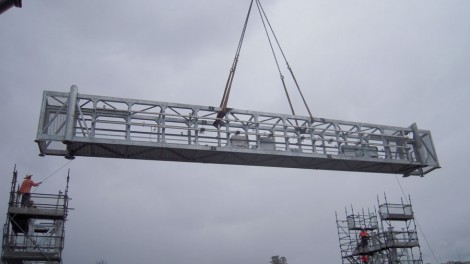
[1,0,468,263]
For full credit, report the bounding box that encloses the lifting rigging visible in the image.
[215,0,313,127]
[34,1,440,177]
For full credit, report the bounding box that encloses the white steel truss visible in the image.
[35,86,440,176]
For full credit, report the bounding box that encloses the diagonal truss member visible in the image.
[35,86,440,176]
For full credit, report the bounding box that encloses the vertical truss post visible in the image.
[63,85,78,144]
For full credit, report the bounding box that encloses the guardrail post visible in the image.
[63,85,78,144]
[410,123,425,176]
[63,85,78,159]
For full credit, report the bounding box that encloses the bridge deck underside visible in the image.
[59,140,421,174]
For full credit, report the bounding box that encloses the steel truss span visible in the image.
[35,86,439,176]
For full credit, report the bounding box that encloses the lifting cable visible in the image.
[395,175,439,264]
[255,0,314,123]
[215,0,314,127]
[214,0,255,127]
[33,159,73,192]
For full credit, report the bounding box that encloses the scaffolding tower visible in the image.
[336,195,422,264]
[1,166,71,264]
[377,195,422,264]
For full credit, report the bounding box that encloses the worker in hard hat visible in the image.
[19,174,42,207]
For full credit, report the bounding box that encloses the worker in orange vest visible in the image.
[359,229,369,248]
[19,174,42,207]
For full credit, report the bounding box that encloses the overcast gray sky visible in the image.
[1,0,469,263]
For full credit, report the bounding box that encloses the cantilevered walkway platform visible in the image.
[35,86,440,176]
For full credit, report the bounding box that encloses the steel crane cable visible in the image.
[395,175,439,264]
[215,0,314,127]
[255,0,296,120]
[215,0,255,127]
[32,159,73,192]
[255,0,314,122]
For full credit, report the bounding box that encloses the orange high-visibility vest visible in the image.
[19,179,40,194]
[360,230,368,238]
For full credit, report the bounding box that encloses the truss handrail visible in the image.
[35,87,440,176]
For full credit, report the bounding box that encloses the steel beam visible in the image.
[35,86,440,176]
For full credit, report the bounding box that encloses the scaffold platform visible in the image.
[1,167,70,264]
[336,195,423,264]
[35,86,440,176]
